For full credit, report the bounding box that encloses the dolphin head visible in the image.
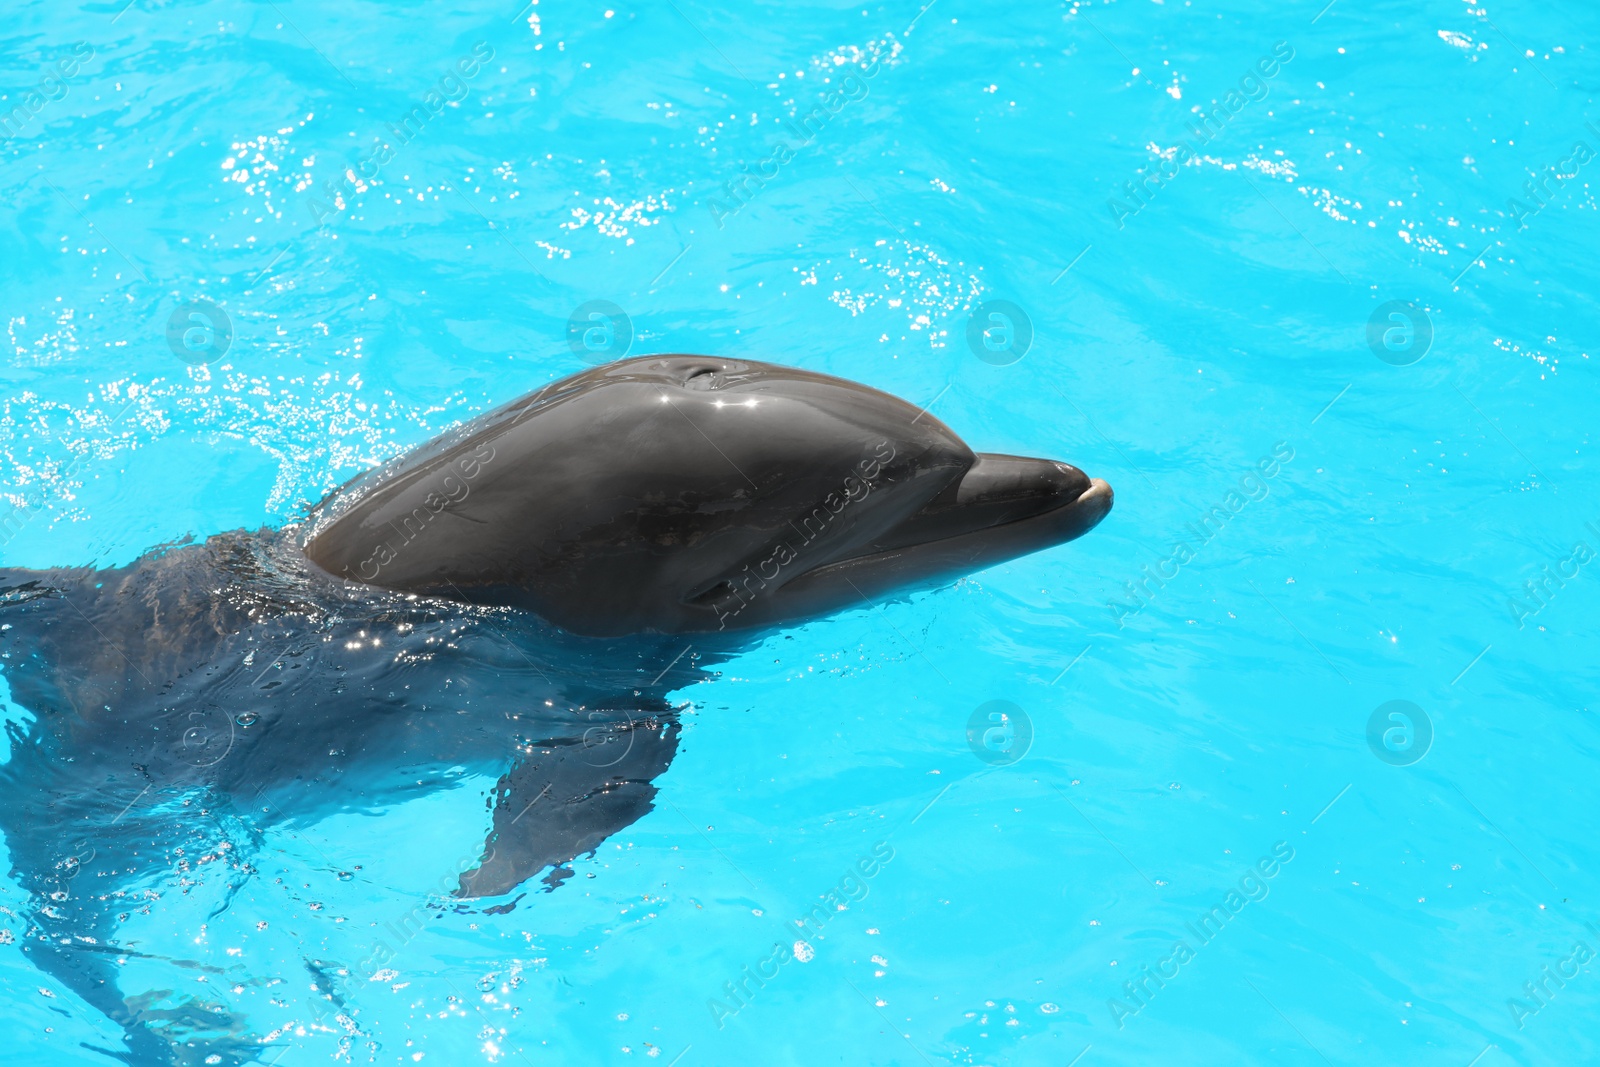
[302,355,1112,635]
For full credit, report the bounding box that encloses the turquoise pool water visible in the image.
[3,0,1598,1064]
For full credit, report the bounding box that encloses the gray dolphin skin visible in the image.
[302,355,1113,634]
[0,355,1110,1064]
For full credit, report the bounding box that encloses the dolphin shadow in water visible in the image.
[0,356,1112,1064]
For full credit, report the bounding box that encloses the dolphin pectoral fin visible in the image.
[455,713,682,900]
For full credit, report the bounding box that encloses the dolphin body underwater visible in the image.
[0,355,1112,1064]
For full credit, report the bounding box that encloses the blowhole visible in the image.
[683,366,721,390]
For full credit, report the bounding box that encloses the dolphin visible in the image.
[301,355,1113,634]
[0,355,1111,1064]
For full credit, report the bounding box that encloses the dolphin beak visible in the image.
[777,453,1113,611]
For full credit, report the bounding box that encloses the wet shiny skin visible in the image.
[303,356,1111,635]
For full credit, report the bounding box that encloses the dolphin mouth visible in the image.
[774,453,1113,609]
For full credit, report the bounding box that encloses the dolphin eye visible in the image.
[683,579,734,607]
